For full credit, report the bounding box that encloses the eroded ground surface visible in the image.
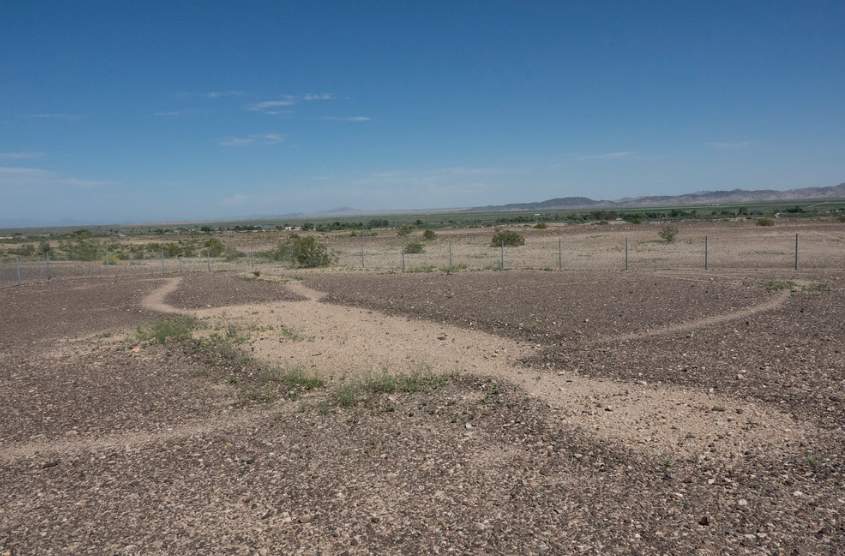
[1,270,843,554]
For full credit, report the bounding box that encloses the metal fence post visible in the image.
[624,238,629,271]
[794,233,799,271]
[360,242,365,269]
[160,251,165,274]
[401,249,405,272]
[557,237,562,271]
[500,240,504,271]
[16,256,22,285]
[44,252,50,280]
[207,253,211,272]
[448,241,453,269]
[704,235,709,270]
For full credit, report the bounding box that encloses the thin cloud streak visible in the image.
[218,133,285,147]
[23,113,86,121]
[0,166,110,189]
[0,151,45,160]
[706,140,751,149]
[322,116,371,122]
[575,151,634,161]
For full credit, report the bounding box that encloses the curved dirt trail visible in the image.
[590,288,791,344]
[0,404,292,463]
[141,276,184,314]
[136,277,811,460]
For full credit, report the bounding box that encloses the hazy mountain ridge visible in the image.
[470,182,845,212]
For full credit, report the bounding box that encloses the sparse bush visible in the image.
[136,316,197,344]
[491,230,525,247]
[422,229,436,240]
[534,222,547,229]
[203,238,226,257]
[658,225,678,243]
[397,225,414,237]
[403,241,425,254]
[756,217,775,226]
[269,234,333,268]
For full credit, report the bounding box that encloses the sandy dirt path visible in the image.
[135,276,811,461]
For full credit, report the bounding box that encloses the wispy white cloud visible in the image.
[218,133,285,147]
[706,140,751,150]
[322,115,371,123]
[0,151,44,160]
[206,90,246,99]
[247,93,335,114]
[153,110,184,117]
[303,93,335,101]
[246,98,298,114]
[24,113,85,121]
[0,166,110,189]
[575,151,634,161]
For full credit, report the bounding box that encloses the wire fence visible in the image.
[2,230,842,288]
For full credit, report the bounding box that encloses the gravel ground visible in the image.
[2,378,842,554]
[529,285,845,430]
[2,271,843,554]
[0,277,160,346]
[303,271,771,344]
[165,272,304,309]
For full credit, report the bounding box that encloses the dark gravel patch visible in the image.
[166,272,304,309]
[303,271,769,344]
[1,378,841,554]
[0,277,160,348]
[528,287,845,430]
[0,340,238,444]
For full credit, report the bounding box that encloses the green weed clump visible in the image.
[332,372,449,408]
[136,316,197,344]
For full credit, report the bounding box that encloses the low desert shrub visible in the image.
[422,229,436,240]
[658,225,678,243]
[403,241,425,254]
[491,230,525,247]
[756,217,775,226]
[269,234,333,268]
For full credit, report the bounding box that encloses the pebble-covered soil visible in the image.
[303,271,772,343]
[1,270,842,554]
[165,272,305,309]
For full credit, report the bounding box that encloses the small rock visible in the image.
[698,516,710,526]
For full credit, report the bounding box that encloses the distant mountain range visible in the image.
[468,182,845,212]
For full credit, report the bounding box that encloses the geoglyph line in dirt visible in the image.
[0,404,293,463]
[137,277,811,460]
[590,289,791,344]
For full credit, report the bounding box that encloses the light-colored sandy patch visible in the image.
[141,280,812,460]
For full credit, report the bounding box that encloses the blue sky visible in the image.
[1,1,844,226]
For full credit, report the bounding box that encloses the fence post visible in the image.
[557,237,562,271]
[160,251,165,275]
[16,256,22,285]
[624,238,629,271]
[794,233,799,271]
[360,243,365,269]
[44,252,50,280]
[704,235,708,270]
[448,241,453,269]
[207,253,211,272]
[500,240,504,271]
